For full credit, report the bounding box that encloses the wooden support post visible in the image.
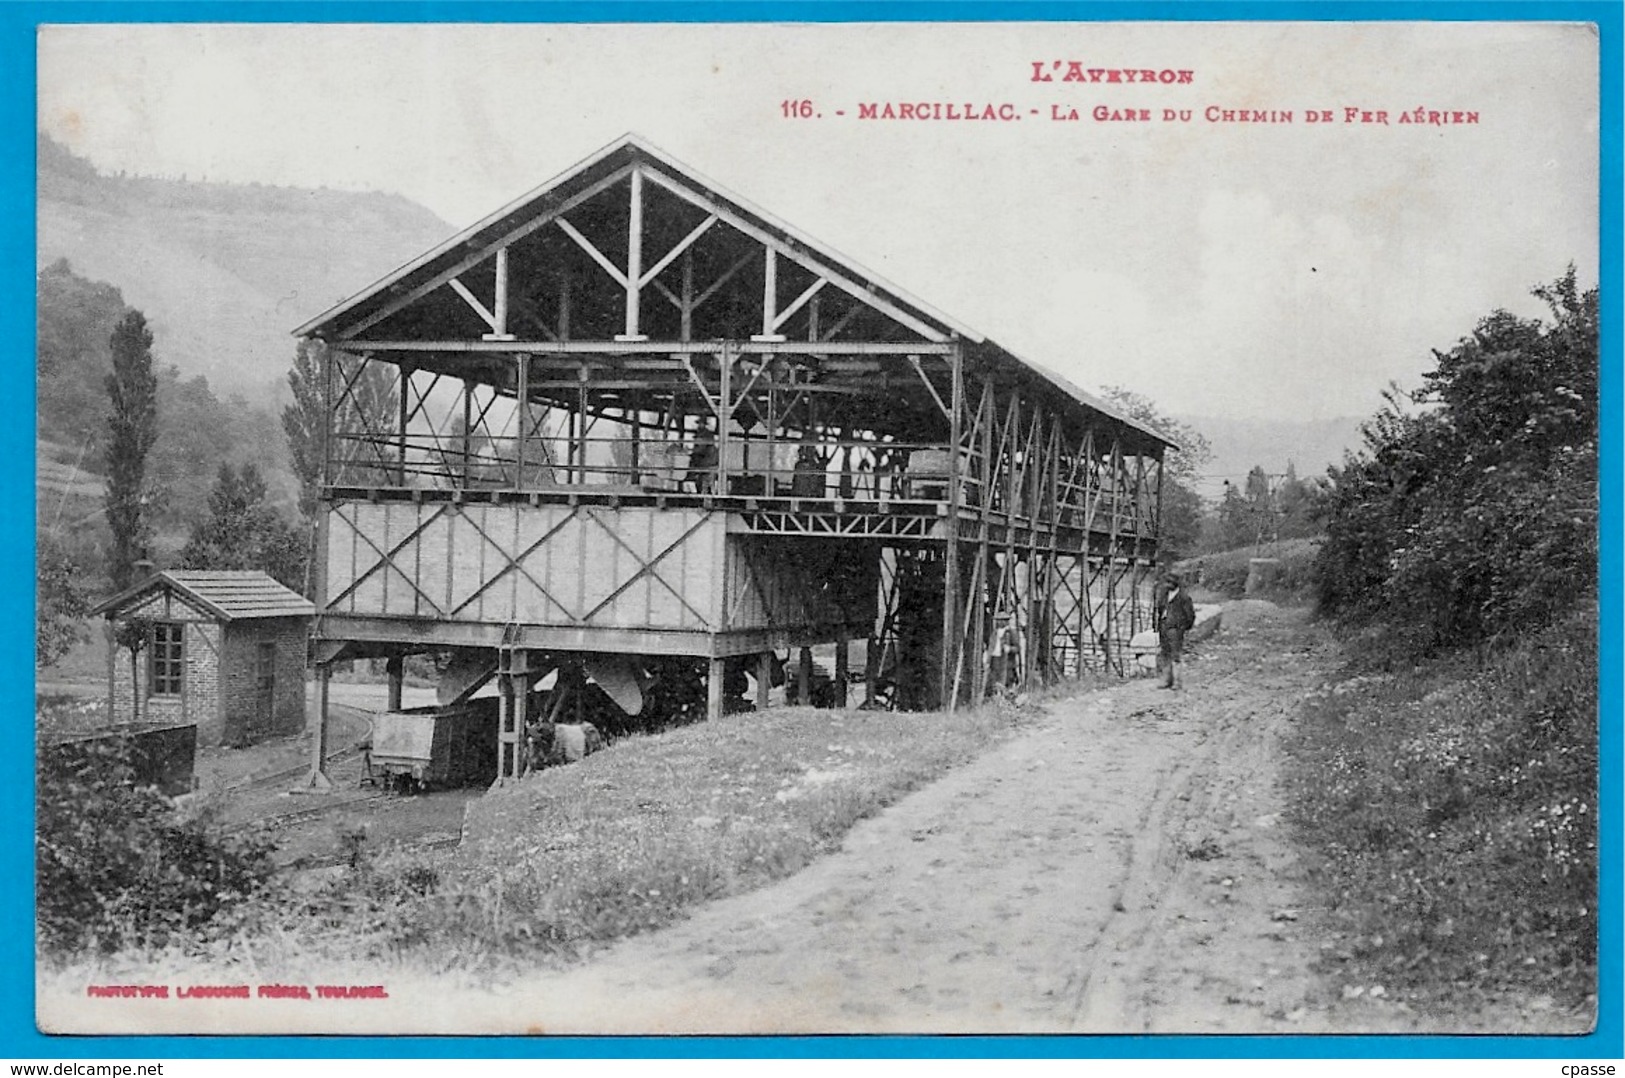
[630,405,641,483]
[798,646,813,707]
[513,660,529,778]
[483,246,515,341]
[765,359,777,492]
[1081,557,1094,671]
[397,364,410,484]
[386,654,403,712]
[1152,452,1166,563]
[496,670,512,783]
[494,246,509,336]
[754,247,786,341]
[680,252,694,342]
[558,272,572,342]
[763,247,776,335]
[707,656,726,722]
[757,651,773,711]
[972,382,994,704]
[864,631,879,707]
[306,662,333,789]
[515,354,528,487]
[617,168,647,341]
[1107,438,1124,670]
[1023,411,1046,686]
[576,370,589,485]
[462,380,474,480]
[834,626,850,707]
[320,343,334,488]
[717,341,732,493]
[939,342,964,711]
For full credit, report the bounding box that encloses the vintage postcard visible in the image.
[32,19,1602,1039]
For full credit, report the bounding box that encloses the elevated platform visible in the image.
[325,483,1156,549]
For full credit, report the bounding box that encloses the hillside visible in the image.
[37,133,454,400]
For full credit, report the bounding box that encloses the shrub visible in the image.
[36,738,276,957]
[1315,270,1597,651]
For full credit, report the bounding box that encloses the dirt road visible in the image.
[501,599,1359,1034]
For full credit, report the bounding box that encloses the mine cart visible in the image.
[369,698,498,790]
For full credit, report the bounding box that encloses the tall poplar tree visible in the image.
[104,311,159,591]
[281,338,325,522]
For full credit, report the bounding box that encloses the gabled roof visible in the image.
[294,132,973,343]
[295,132,1174,451]
[91,570,315,623]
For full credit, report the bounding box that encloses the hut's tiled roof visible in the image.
[91,570,315,622]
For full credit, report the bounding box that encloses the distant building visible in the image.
[90,570,314,748]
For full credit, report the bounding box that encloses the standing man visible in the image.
[1157,571,1197,689]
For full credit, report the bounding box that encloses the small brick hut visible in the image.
[91,570,314,748]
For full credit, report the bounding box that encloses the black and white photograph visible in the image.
[32,20,1601,1036]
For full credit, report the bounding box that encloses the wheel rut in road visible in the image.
[512,602,1339,1034]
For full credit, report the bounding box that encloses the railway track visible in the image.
[280,831,463,871]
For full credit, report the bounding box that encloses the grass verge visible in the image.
[43,693,1065,981]
[1284,609,1597,1019]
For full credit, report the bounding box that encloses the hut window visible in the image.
[150,622,184,697]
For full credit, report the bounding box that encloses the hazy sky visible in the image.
[38,21,1600,420]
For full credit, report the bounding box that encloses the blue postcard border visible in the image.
[2,0,1619,1060]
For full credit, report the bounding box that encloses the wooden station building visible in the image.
[295,134,1173,783]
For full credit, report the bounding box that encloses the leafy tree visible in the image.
[1242,465,1278,545]
[1212,480,1254,551]
[282,339,326,521]
[36,533,90,666]
[179,463,306,591]
[1315,268,1597,649]
[104,311,159,591]
[1274,461,1324,540]
[112,617,152,726]
[285,341,398,498]
[37,259,128,445]
[1098,386,1212,560]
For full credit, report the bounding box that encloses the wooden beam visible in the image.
[337,164,633,341]
[772,277,828,333]
[755,246,784,341]
[305,663,333,789]
[641,214,718,287]
[343,339,953,356]
[694,250,756,312]
[618,167,647,341]
[680,252,694,341]
[939,340,964,711]
[707,656,726,722]
[557,217,630,289]
[449,277,499,332]
[486,246,515,341]
[908,355,952,420]
[558,271,572,342]
[834,626,849,707]
[641,165,950,344]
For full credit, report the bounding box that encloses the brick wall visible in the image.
[220,618,309,746]
[106,592,224,744]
